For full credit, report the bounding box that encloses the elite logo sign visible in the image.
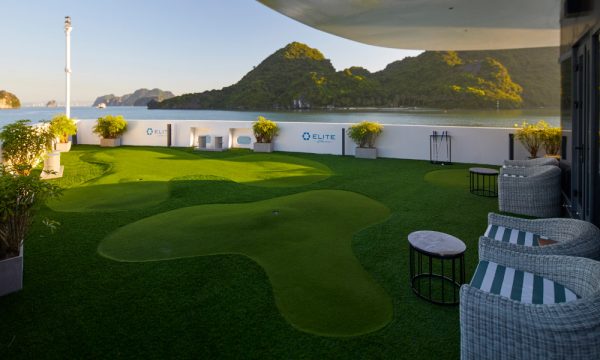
[146,127,167,136]
[302,131,336,143]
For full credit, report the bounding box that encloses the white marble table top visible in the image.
[408,231,466,256]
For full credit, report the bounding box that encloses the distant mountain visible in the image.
[150,42,559,110]
[458,47,559,108]
[0,90,20,109]
[93,88,175,107]
[151,42,337,110]
[373,51,523,109]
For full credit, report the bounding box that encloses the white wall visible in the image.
[75,119,532,165]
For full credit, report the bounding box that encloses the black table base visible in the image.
[409,245,465,305]
[469,168,499,197]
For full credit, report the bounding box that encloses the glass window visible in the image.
[237,136,252,145]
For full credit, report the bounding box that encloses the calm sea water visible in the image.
[0,106,560,128]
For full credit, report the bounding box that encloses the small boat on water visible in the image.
[96,103,107,109]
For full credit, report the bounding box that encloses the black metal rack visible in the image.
[430,131,452,164]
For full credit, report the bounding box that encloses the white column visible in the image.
[65,16,72,118]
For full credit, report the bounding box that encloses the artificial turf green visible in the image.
[99,190,392,336]
[0,146,498,359]
[48,147,331,211]
[424,169,471,189]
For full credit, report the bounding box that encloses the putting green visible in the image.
[424,169,470,188]
[98,190,393,337]
[48,148,331,212]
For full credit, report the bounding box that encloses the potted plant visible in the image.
[252,116,279,153]
[514,121,544,159]
[49,114,77,152]
[93,115,128,147]
[0,166,61,296]
[541,122,561,159]
[0,120,55,176]
[347,121,383,159]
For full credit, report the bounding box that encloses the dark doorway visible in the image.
[572,34,599,224]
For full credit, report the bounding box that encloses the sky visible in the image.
[0,0,421,105]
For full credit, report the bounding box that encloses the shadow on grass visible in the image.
[48,147,334,212]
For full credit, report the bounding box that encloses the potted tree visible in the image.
[0,166,61,296]
[347,121,383,159]
[541,122,561,159]
[252,116,279,153]
[49,114,77,152]
[514,121,544,159]
[0,121,62,296]
[93,115,128,147]
[0,120,55,177]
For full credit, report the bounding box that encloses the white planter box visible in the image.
[0,246,23,297]
[41,151,64,179]
[355,147,377,159]
[100,138,121,147]
[55,141,72,152]
[254,142,274,153]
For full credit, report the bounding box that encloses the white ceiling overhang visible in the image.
[258,0,560,50]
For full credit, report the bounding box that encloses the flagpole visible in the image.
[65,16,72,118]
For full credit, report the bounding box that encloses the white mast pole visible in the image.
[64,16,72,118]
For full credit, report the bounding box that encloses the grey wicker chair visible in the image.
[503,157,559,167]
[481,213,600,259]
[498,165,561,217]
[460,244,600,360]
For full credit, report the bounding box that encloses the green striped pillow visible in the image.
[470,260,579,304]
[485,224,547,247]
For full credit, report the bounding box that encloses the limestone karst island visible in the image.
[0,90,20,109]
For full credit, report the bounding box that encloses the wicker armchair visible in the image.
[460,244,600,360]
[480,213,600,259]
[498,165,561,217]
[503,157,559,168]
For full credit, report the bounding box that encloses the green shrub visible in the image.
[93,115,128,139]
[514,120,560,158]
[0,166,61,260]
[514,121,544,158]
[0,120,54,176]
[49,114,77,143]
[252,116,279,143]
[541,122,561,156]
[347,121,383,148]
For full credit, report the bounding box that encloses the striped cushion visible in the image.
[503,165,525,169]
[470,260,579,304]
[485,224,548,247]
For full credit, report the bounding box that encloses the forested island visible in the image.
[149,42,559,110]
[0,90,21,109]
[94,88,175,107]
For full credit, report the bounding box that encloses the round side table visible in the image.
[408,231,466,305]
[469,167,499,197]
